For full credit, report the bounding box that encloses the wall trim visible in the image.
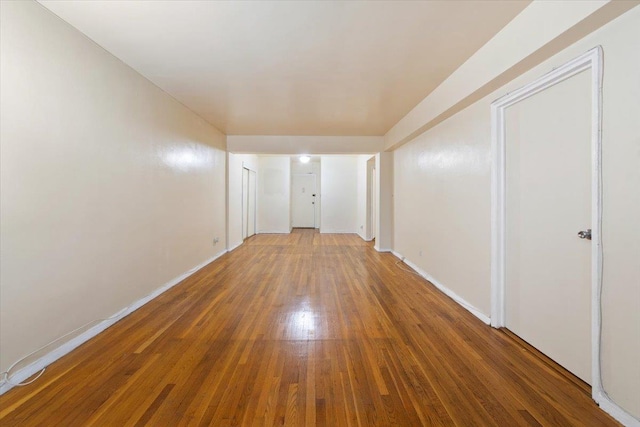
[374,246,392,253]
[357,232,373,242]
[241,161,257,173]
[598,398,640,427]
[392,252,490,325]
[320,229,358,234]
[490,46,638,426]
[0,249,228,396]
[257,230,291,234]
[227,241,243,253]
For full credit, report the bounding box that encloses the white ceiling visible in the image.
[39,0,529,136]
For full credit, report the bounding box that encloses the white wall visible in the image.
[258,155,371,235]
[393,7,640,421]
[257,156,291,233]
[375,152,394,252]
[320,156,359,233]
[356,155,371,240]
[0,0,227,375]
[255,155,366,235]
[291,157,321,228]
[227,153,258,250]
[366,157,376,240]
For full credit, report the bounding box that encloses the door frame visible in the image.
[247,169,257,237]
[490,47,603,400]
[366,156,376,241]
[242,166,257,240]
[370,164,376,240]
[242,168,249,240]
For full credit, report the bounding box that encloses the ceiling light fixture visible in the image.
[299,155,310,164]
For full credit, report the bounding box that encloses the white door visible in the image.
[242,168,249,240]
[291,174,316,228]
[505,70,592,383]
[248,170,256,237]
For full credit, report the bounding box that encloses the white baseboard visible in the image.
[257,230,291,234]
[357,232,373,242]
[374,246,392,253]
[0,249,228,396]
[597,394,640,427]
[227,241,243,253]
[320,229,358,234]
[392,251,490,325]
[391,252,640,425]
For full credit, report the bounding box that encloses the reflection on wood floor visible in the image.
[0,229,618,426]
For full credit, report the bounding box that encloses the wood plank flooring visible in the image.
[0,229,618,426]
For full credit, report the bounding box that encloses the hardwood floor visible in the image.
[0,229,618,426]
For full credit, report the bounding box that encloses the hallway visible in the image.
[0,230,617,426]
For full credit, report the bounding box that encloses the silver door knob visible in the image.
[577,229,592,240]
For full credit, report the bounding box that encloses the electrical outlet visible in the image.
[360,225,364,230]
[419,250,423,257]
[213,237,220,245]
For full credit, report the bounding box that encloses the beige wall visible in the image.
[394,101,492,312]
[356,155,374,241]
[394,7,640,418]
[257,156,291,233]
[384,0,636,151]
[0,1,227,374]
[375,152,394,252]
[320,156,359,234]
[597,8,640,417]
